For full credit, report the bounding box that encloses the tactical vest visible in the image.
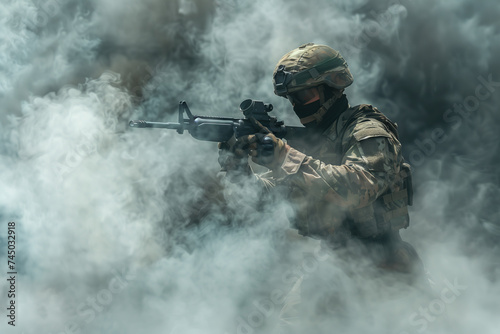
[288,104,413,241]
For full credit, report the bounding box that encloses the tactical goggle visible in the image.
[286,88,320,105]
[274,65,321,105]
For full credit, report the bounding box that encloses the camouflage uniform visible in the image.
[256,103,418,272]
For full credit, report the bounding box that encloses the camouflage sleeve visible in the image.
[270,120,402,209]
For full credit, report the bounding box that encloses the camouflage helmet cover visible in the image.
[273,43,354,97]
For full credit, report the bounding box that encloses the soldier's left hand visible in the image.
[234,121,289,170]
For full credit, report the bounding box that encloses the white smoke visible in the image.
[0,0,499,333]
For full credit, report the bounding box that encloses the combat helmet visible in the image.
[273,43,353,98]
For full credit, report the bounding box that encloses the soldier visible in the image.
[219,43,422,276]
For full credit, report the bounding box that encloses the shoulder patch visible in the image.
[352,120,391,142]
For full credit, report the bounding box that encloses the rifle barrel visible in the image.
[129,120,182,129]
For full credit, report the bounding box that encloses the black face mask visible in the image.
[294,94,349,131]
[293,100,322,121]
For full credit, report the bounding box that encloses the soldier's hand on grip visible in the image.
[234,120,289,170]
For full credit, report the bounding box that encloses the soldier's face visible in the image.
[287,87,320,106]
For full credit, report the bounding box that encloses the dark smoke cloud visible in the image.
[0,0,499,333]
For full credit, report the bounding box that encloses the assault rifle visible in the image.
[129,99,308,142]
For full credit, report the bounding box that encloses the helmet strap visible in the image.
[318,85,326,105]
